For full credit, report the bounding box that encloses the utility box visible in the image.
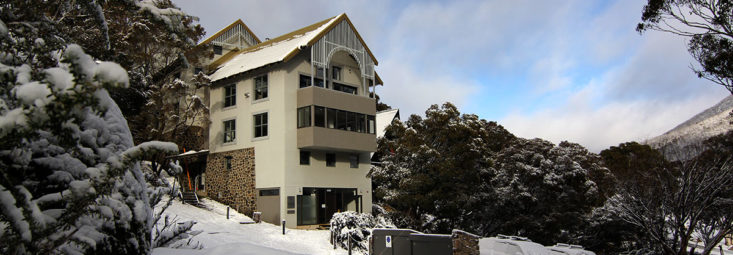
[371,229,453,255]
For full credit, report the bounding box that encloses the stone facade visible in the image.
[452,229,480,255]
[205,147,256,215]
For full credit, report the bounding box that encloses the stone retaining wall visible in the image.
[205,147,256,215]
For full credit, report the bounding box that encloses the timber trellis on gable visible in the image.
[311,19,376,96]
[211,23,259,49]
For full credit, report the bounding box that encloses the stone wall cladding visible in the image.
[452,229,480,255]
[205,147,256,215]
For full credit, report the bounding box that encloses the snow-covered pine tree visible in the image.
[0,1,188,254]
[369,102,515,234]
[489,139,613,245]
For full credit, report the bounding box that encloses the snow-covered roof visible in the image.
[376,109,399,138]
[479,237,550,255]
[208,14,343,82]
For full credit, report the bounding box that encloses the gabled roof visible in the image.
[198,19,261,46]
[209,13,378,83]
[376,109,400,138]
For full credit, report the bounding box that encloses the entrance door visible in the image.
[299,187,357,225]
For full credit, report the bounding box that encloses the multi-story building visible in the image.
[178,14,382,228]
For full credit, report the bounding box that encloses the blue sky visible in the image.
[174,0,729,152]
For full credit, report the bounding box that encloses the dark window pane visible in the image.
[255,75,268,100]
[333,82,357,95]
[337,110,347,130]
[314,106,325,127]
[314,78,324,88]
[327,108,337,129]
[332,66,341,80]
[326,153,336,167]
[300,150,310,165]
[357,113,365,133]
[213,45,222,55]
[254,113,268,138]
[224,84,236,107]
[299,74,312,88]
[225,156,232,170]
[224,119,235,143]
[287,196,295,209]
[297,106,311,128]
[259,189,279,196]
[346,112,355,131]
[350,154,358,168]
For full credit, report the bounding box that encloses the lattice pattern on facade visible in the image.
[211,23,258,49]
[311,19,375,94]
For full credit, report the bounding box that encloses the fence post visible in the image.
[226,206,229,219]
[282,219,286,235]
[348,235,352,255]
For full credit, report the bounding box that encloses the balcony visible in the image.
[297,86,376,152]
[297,126,376,152]
[297,86,375,114]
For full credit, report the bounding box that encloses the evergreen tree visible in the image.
[0,1,191,253]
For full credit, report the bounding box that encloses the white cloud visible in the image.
[377,58,481,117]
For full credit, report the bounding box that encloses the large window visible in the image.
[303,105,375,134]
[254,75,268,100]
[224,84,236,107]
[314,106,325,127]
[254,113,268,138]
[223,119,235,143]
[297,106,311,128]
[300,150,310,165]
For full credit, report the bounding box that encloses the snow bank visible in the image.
[152,198,348,255]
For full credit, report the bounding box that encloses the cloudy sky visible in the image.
[174,0,729,152]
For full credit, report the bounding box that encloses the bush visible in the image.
[330,211,394,253]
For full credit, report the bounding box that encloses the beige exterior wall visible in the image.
[207,49,374,228]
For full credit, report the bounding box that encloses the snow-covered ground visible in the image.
[152,198,347,255]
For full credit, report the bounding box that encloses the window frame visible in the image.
[224,84,236,108]
[253,112,268,138]
[299,74,312,88]
[225,156,232,171]
[254,75,268,101]
[297,106,311,128]
[223,119,236,143]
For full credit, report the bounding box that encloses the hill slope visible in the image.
[646,95,733,160]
